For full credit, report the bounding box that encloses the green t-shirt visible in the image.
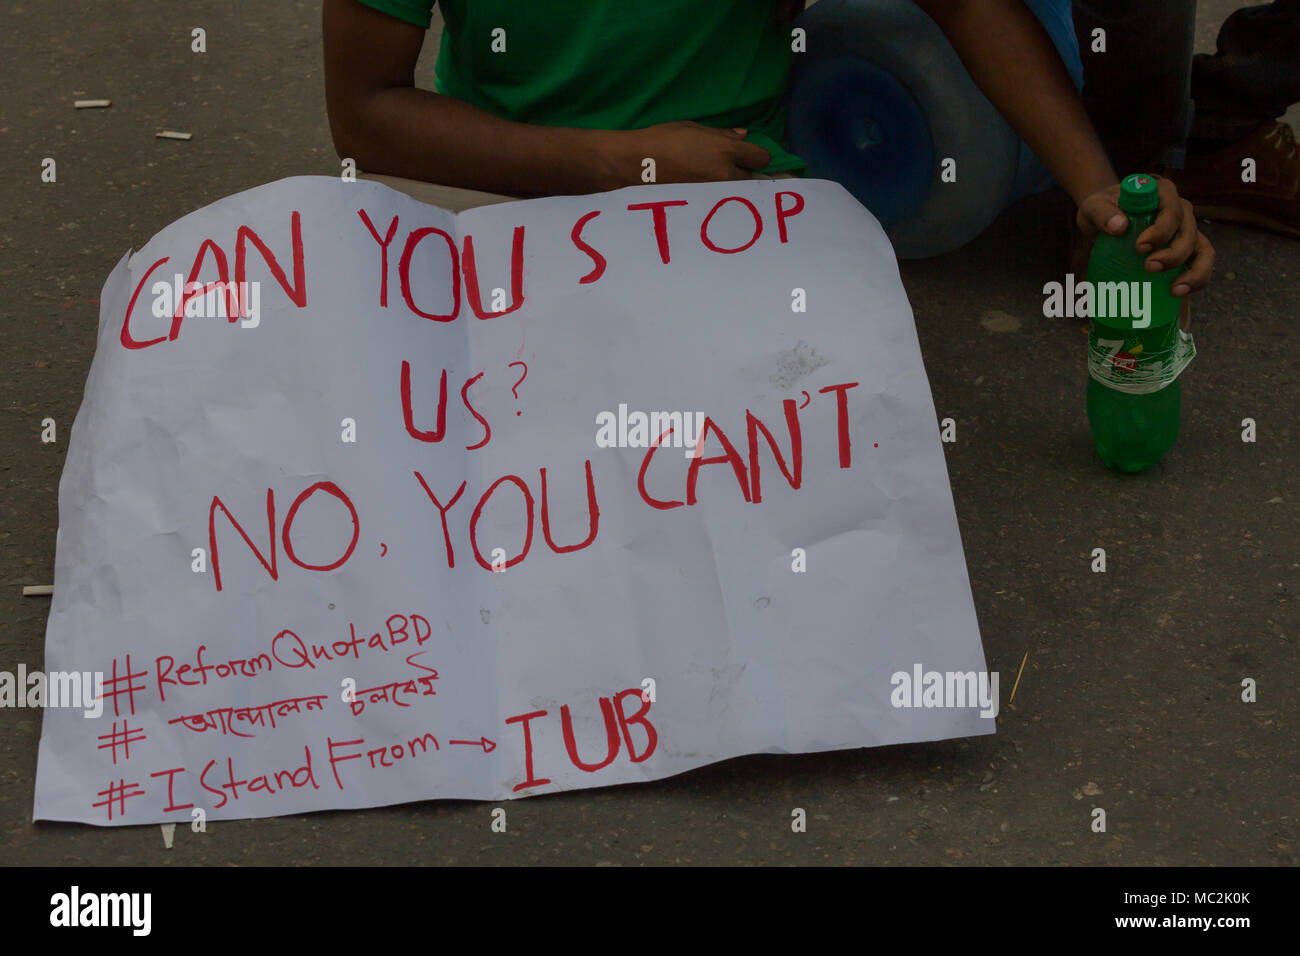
[355,0,806,174]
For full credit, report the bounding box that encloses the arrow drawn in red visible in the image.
[448,737,496,753]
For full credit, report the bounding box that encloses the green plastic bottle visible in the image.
[1085,174,1195,473]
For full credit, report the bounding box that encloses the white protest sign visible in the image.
[34,176,991,825]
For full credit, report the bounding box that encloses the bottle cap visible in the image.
[1119,174,1159,213]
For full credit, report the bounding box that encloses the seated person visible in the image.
[323,0,1212,296]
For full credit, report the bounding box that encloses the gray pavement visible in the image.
[0,0,1296,866]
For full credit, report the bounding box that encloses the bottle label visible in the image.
[1087,328,1195,395]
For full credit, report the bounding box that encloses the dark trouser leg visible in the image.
[1072,0,1198,174]
[1188,0,1300,152]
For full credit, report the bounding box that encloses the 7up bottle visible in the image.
[1086,174,1196,473]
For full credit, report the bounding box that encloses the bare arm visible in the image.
[915,0,1213,294]
[322,0,626,195]
[913,0,1116,203]
[322,0,770,195]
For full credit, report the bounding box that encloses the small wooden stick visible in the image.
[155,130,192,141]
[22,584,54,596]
[1007,649,1029,705]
